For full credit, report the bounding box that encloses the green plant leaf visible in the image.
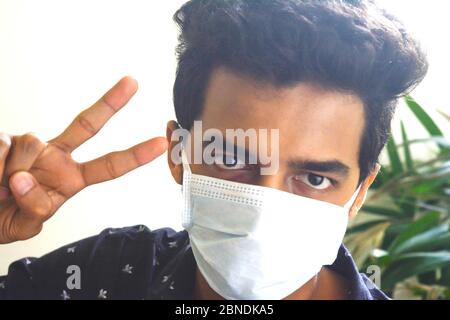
[382,252,450,290]
[390,224,450,256]
[382,223,411,250]
[346,219,390,235]
[388,212,441,253]
[410,178,448,194]
[350,97,450,295]
[439,266,450,286]
[360,205,406,219]
[344,222,391,268]
[405,96,444,137]
[398,137,450,149]
[401,121,414,172]
[369,155,450,201]
[386,135,404,177]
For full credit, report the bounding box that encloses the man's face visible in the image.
[168,66,372,209]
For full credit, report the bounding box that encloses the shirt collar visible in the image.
[326,244,389,299]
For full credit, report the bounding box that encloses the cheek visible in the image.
[335,174,362,207]
[190,163,207,176]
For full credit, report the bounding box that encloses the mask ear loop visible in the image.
[181,146,193,229]
[343,184,362,212]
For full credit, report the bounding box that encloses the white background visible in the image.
[0,0,449,274]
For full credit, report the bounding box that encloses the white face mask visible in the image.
[181,150,360,300]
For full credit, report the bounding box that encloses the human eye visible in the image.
[293,173,333,190]
[214,150,247,170]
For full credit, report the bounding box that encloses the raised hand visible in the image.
[0,76,167,243]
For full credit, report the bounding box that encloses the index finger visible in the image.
[49,76,138,153]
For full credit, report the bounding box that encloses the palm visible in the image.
[0,148,82,239]
[29,145,86,209]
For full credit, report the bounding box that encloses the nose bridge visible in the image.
[257,171,289,193]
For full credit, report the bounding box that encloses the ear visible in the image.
[348,163,381,219]
[166,120,183,185]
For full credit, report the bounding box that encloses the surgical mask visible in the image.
[181,149,360,300]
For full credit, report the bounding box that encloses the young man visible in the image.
[0,0,427,300]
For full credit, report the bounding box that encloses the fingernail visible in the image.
[11,173,34,196]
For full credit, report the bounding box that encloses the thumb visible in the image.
[9,171,53,226]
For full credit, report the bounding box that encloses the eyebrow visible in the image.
[202,139,256,160]
[287,159,350,177]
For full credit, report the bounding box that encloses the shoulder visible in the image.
[0,225,188,300]
[329,245,391,300]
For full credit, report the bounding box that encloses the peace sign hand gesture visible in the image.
[0,77,168,243]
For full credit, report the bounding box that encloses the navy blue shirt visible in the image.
[0,225,389,300]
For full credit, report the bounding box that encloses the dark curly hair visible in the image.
[172,0,428,183]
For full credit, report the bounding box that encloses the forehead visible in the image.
[199,67,365,167]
